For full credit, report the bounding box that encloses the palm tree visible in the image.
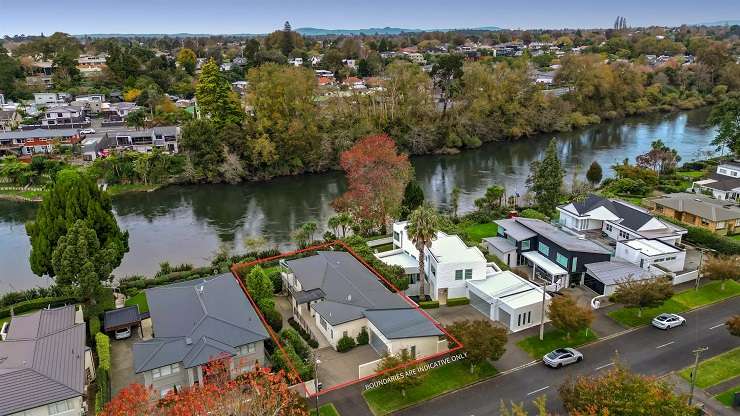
[407,203,439,301]
[328,212,352,238]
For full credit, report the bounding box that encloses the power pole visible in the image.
[688,346,709,406]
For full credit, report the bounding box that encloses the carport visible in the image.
[584,260,661,296]
[103,305,143,338]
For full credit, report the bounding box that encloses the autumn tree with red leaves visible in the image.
[101,358,308,416]
[332,134,412,235]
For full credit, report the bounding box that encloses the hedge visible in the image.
[95,367,109,413]
[118,266,218,296]
[280,328,310,361]
[96,333,111,371]
[660,216,740,255]
[446,297,470,306]
[287,317,319,348]
[261,306,283,333]
[89,316,101,339]
[419,300,440,309]
[0,296,78,320]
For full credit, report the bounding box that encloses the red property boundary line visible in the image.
[229,240,464,398]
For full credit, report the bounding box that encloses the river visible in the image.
[0,108,718,293]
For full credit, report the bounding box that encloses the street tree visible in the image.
[611,276,673,317]
[431,53,464,115]
[708,98,740,157]
[400,181,425,220]
[559,362,697,416]
[726,315,740,336]
[176,47,197,75]
[701,254,739,290]
[27,169,128,278]
[499,396,548,416]
[446,319,507,374]
[407,203,439,300]
[586,161,603,186]
[547,295,593,339]
[374,349,425,398]
[195,59,244,125]
[528,139,564,215]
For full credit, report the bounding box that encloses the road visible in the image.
[390,298,740,415]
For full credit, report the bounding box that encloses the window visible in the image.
[464,269,473,280]
[430,264,436,277]
[521,240,530,251]
[618,230,630,240]
[556,253,568,268]
[393,231,400,241]
[343,330,348,338]
[701,218,710,226]
[605,224,613,232]
[716,221,726,229]
[455,270,463,280]
[48,399,75,415]
[497,227,505,236]
[571,257,578,273]
[320,317,327,330]
[538,242,550,256]
[330,329,334,339]
[160,385,181,397]
[238,343,256,355]
[152,363,180,379]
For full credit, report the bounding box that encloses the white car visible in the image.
[543,348,583,368]
[114,327,131,340]
[79,128,96,134]
[652,313,686,330]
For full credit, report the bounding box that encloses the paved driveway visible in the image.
[425,304,487,326]
[110,329,145,395]
[316,345,380,389]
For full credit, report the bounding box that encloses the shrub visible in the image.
[95,367,109,413]
[288,317,319,347]
[280,328,310,360]
[356,327,369,345]
[336,335,356,352]
[419,300,440,309]
[0,296,78,320]
[261,306,283,333]
[520,208,549,221]
[446,297,470,306]
[95,332,111,370]
[307,338,319,348]
[89,316,101,339]
[269,269,283,293]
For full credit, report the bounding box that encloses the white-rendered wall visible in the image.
[366,320,439,358]
[314,314,368,350]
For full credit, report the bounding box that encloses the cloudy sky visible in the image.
[1,0,738,36]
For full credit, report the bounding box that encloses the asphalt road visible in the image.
[394,298,740,416]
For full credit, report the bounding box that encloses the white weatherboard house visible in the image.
[692,161,740,201]
[375,221,487,303]
[282,251,444,357]
[557,194,686,245]
[467,269,551,332]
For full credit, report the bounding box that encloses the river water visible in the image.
[0,108,718,293]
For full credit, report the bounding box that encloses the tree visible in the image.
[195,59,244,125]
[180,119,225,182]
[726,315,740,336]
[611,276,673,317]
[527,139,564,215]
[500,396,549,416]
[559,362,697,416]
[446,320,507,373]
[27,169,128,278]
[708,98,740,157]
[327,212,352,238]
[701,255,739,290]
[635,140,681,175]
[586,161,603,186]
[407,203,439,300]
[176,48,197,75]
[374,349,425,398]
[125,108,147,130]
[400,181,425,220]
[547,295,593,339]
[474,185,505,213]
[246,265,274,309]
[431,54,464,115]
[450,187,461,219]
[0,44,26,100]
[280,21,295,56]
[332,135,412,234]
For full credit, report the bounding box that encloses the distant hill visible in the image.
[295,26,502,36]
[696,20,740,26]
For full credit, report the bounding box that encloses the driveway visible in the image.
[316,345,380,389]
[110,328,145,395]
[425,304,487,326]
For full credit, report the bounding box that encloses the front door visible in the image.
[438,288,448,305]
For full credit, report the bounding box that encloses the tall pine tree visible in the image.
[195,59,244,125]
[528,139,564,215]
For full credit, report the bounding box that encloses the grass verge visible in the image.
[608,280,740,327]
[678,347,740,389]
[715,385,740,407]
[516,328,598,359]
[124,292,149,314]
[363,360,497,415]
[310,403,340,416]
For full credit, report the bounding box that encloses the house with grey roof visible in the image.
[557,194,686,245]
[282,251,444,357]
[0,305,93,416]
[584,260,663,296]
[133,274,269,398]
[691,161,740,201]
[649,192,740,236]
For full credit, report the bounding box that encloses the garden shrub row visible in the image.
[0,296,78,320]
[446,297,470,306]
[419,300,440,309]
[118,266,218,296]
[94,333,111,412]
[88,316,101,339]
[287,318,319,348]
[0,286,65,309]
[660,216,740,255]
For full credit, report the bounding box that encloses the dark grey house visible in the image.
[133,274,269,398]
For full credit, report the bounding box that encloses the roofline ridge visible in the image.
[322,252,377,307]
[135,339,168,373]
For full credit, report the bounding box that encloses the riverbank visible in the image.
[0,183,164,203]
[0,188,45,202]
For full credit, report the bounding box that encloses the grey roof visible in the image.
[585,261,660,285]
[514,218,612,254]
[566,194,656,231]
[312,301,367,325]
[652,193,740,222]
[719,160,740,169]
[702,173,740,192]
[133,274,269,373]
[103,305,141,332]
[483,236,517,253]
[364,308,443,339]
[110,126,179,137]
[0,128,79,140]
[0,306,86,416]
[493,219,536,241]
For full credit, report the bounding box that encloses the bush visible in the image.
[685,226,740,255]
[261,306,283,333]
[95,332,111,370]
[280,328,310,360]
[446,297,470,306]
[419,300,440,309]
[0,286,64,308]
[95,367,109,413]
[0,296,78,320]
[356,327,369,345]
[519,208,549,221]
[89,316,101,339]
[287,317,319,347]
[336,335,356,352]
[269,269,283,293]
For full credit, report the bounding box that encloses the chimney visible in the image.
[185,337,192,345]
[347,294,352,302]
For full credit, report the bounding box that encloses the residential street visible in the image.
[320,298,739,416]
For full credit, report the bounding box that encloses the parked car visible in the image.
[543,348,583,368]
[652,313,686,330]
[80,128,95,134]
[114,327,131,340]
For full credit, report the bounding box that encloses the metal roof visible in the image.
[515,218,612,254]
[133,274,269,373]
[0,306,86,416]
[0,128,79,140]
[566,194,658,231]
[467,271,549,309]
[585,261,661,285]
[493,219,536,241]
[364,308,443,339]
[483,236,517,253]
[652,193,740,222]
[103,305,141,332]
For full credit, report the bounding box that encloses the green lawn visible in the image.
[679,347,740,389]
[715,385,740,407]
[106,183,160,196]
[124,292,149,313]
[516,328,598,359]
[462,223,498,244]
[676,171,706,179]
[608,280,740,327]
[310,403,340,416]
[363,360,497,415]
[730,234,740,241]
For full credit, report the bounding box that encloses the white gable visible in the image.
[584,205,622,221]
[637,217,669,232]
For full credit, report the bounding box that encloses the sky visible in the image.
[1,0,739,36]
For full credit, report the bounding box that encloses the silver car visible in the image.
[652,313,686,330]
[543,348,583,368]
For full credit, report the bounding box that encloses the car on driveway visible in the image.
[652,313,686,330]
[543,348,583,368]
[114,327,131,340]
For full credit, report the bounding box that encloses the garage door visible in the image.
[583,273,605,295]
[469,292,491,318]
